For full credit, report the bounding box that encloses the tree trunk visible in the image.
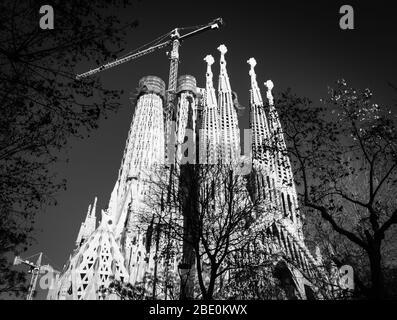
[180,163,199,300]
[180,213,196,300]
[204,269,217,300]
[195,251,208,299]
[368,241,384,299]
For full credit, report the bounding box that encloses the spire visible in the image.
[247,58,275,206]
[217,44,231,92]
[107,179,118,224]
[52,207,129,300]
[204,54,216,106]
[264,81,303,235]
[200,54,219,164]
[75,198,97,247]
[91,197,97,217]
[265,80,274,107]
[247,58,263,106]
[265,80,285,154]
[88,197,97,234]
[248,58,270,164]
[86,204,92,218]
[217,44,240,164]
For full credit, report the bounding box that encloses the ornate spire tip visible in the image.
[265,80,274,91]
[217,44,228,55]
[247,57,257,68]
[204,55,214,65]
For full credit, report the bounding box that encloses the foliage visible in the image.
[143,163,279,300]
[99,278,147,300]
[0,0,140,296]
[274,80,397,299]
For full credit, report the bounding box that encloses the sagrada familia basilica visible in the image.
[47,44,333,300]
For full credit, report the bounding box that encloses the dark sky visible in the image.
[25,0,396,297]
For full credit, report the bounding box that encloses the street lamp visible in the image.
[178,262,191,300]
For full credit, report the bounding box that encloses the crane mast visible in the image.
[14,252,60,300]
[168,29,181,95]
[14,253,43,300]
[165,28,181,122]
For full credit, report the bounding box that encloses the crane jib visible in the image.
[75,18,223,80]
[76,40,171,80]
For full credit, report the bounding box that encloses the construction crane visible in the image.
[14,253,59,300]
[76,17,224,82]
[76,17,223,139]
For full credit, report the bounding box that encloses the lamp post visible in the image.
[178,262,191,300]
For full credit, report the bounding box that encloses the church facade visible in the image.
[48,45,332,300]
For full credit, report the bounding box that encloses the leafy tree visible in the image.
[274,80,397,299]
[0,0,140,297]
[143,163,279,300]
[99,278,147,300]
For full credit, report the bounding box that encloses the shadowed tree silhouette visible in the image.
[0,0,140,297]
[272,80,397,299]
[141,163,286,300]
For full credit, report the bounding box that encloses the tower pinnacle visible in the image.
[204,55,216,106]
[75,198,97,247]
[201,54,219,164]
[91,196,97,217]
[217,45,231,92]
[247,58,263,106]
[218,44,228,55]
[217,44,240,164]
[265,80,274,106]
[204,55,214,87]
[204,54,215,66]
